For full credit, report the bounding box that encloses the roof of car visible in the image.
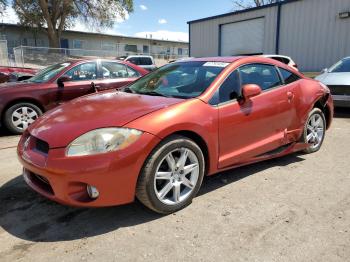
[182,56,246,63]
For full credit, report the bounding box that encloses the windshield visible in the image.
[329,58,350,73]
[128,61,229,98]
[28,62,72,83]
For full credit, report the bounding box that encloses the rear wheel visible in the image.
[302,108,326,154]
[136,135,205,214]
[4,103,42,135]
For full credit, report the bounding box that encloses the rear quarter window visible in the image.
[279,68,300,84]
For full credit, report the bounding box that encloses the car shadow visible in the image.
[0,153,305,243]
[0,127,12,137]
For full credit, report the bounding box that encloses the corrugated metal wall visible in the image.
[189,0,350,71]
[190,6,278,57]
[279,0,350,71]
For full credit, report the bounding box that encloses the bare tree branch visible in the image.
[232,0,282,10]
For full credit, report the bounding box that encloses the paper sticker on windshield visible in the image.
[203,62,230,68]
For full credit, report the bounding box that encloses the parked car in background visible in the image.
[0,59,148,134]
[315,57,350,108]
[118,55,157,71]
[262,55,299,71]
[0,66,38,83]
[18,56,333,214]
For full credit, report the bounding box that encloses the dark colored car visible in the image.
[18,56,333,214]
[0,59,148,134]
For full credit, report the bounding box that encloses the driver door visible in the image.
[56,62,97,104]
[218,64,294,168]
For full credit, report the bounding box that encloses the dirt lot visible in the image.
[0,109,349,262]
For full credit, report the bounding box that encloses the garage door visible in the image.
[220,18,265,56]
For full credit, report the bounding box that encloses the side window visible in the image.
[64,62,97,81]
[279,68,300,84]
[141,57,153,65]
[127,57,140,65]
[239,64,281,91]
[101,62,128,79]
[219,70,241,103]
[126,66,141,78]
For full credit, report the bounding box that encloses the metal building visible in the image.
[188,0,350,71]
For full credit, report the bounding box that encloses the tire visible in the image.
[302,108,326,154]
[136,135,205,214]
[4,103,42,135]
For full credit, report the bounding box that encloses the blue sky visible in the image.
[118,0,235,41]
[1,0,236,42]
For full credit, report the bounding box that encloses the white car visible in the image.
[315,57,350,108]
[262,55,299,71]
[118,55,157,72]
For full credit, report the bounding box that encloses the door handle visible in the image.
[91,82,101,92]
[287,91,294,102]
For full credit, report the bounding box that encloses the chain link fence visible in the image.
[13,46,188,69]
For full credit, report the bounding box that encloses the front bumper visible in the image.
[17,132,160,207]
[332,95,350,108]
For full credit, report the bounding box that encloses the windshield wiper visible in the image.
[137,91,169,97]
[122,86,134,93]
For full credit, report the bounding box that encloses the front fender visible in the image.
[125,99,220,175]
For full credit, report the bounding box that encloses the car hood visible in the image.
[28,91,183,148]
[315,72,350,85]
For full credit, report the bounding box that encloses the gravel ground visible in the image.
[0,109,349,262]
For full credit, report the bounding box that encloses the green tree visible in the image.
[12,0,133,48]
[0,0,7,15]
[233,0,283,9]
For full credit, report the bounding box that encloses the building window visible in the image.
[178,48,183,55]
[73,40,84,49]
[125,44,137,52]
[143,45,149,54]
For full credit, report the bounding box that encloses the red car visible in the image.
[18,56,333,214]
[0,59,148,134]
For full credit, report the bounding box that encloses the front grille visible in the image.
[35,138,49,154]
[327,85,350,96]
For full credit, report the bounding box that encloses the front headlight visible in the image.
[66,128,143,156]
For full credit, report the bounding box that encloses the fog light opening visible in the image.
[87,185,99,199]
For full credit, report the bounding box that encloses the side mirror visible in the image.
[321,68,328,73]
[242,84,262,100]
[57,75,71,88]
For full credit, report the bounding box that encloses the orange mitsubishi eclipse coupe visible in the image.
[18,56,333,214]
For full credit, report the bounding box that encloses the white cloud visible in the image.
[139,5,148,11]
[1,7,19,24]
[134,30,188,42]
[158,19,167,24]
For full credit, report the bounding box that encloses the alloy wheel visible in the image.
[306,113,325,149]
[11,106,39,130]
[154,147,199,205]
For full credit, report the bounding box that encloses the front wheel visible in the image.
[302,108,326,154]
[136,135,205,214]
[4,103,42,135]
